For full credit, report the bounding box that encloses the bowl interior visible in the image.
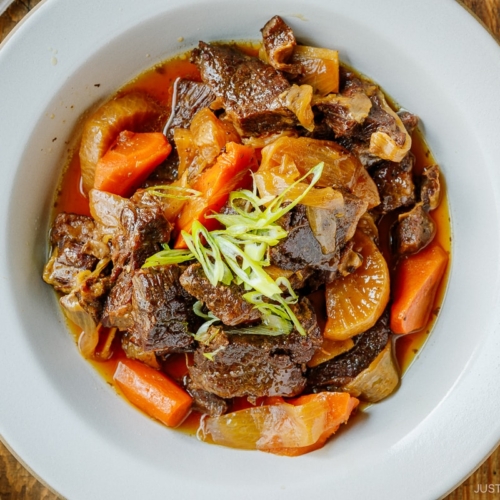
[1,0,500,499]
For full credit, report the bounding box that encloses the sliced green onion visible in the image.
[262,162,324,225]
[274,296,306,336]
[203,345,225,361]
[213,234,282,297]
[142,246,193,268]
[182,221,232,287]
[224,322,291,336]
[192,302,221,342]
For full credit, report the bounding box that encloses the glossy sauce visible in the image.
[53,43,451,432]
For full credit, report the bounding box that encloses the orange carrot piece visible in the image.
[174,141,257,248]
[113,358,192,427]
[390,244,449,334]
[94,130,171,197]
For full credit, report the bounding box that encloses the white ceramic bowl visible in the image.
[1,1,500,499]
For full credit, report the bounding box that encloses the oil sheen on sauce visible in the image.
[53,44,451,434]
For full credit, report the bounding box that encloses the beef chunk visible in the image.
[121,332,160,369]
[307,311,390,391]
[179,263,261,326]
[260,16,299,73]
[371,152,416,213]
[128,265,197,353]
[398,110,419,135]
[110,193,172,273]
[334,72,409,167]
[101,271,134,329]
[356,90,406,147]
[270,204,339,273]
[313,75,373,139]
[394,203,436,256]
[335,193,369,248]
[186,379,228,417]
[188,298,322,398]
[59,271,114,335]
[191,42,296,136]
[420,164,441,211]
[43,213,104,293]
[270,199,365,276]
[166,79,216,139]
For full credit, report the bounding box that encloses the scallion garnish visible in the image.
[142,244,194,268]
[145,162,324,337]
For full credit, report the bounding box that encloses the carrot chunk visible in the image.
[113,359,192,427]
[390,244,449,334]
[94,130,171,197]
[174,142,258,248]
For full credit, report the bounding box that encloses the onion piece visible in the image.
[306,205,339,254]
[260,136,361,189]
[174,107,240,181]
[368,92,412,162]
[282,84,315,132]
[60,292,99,358]
[313,91,372,125]
[344,340,399,403]
[89,189,129,231]
[351,163,381,209]
[291,46,339,96]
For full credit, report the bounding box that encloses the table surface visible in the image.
[1,0,500,498]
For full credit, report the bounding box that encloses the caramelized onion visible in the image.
[368,91,411,162]
[260,136,361,189]
[174,107,240,180]
[306,205,339,254]
[344,340,399,403]
[89,189,130,231]
[60,293,99,358]
[291,46,339,96]
[255,151,345,210]
[313,92,372,125]
[282,84,315,132]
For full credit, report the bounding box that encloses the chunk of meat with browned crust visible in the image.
[188,298,322,398]
[179,263,261,326]
[191,42,297,136]
[334,70,411,167]
[371,152,416,214]
[420,164,441,211]
[43,213,105,293]
[313,75,373,139]
[307,311,391,391]
[101,271,134,329]
[270,199,365,275]
[166,79,216,139]
[270,204,339,273]
[110,193,172,275]
[398,110,419,135]
[393,203,436,257]
[185,378,228,417]
[128,265,198,353]
[261,15,300,74]
[356,90,406,147]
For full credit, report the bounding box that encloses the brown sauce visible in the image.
[53,42,451,432]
